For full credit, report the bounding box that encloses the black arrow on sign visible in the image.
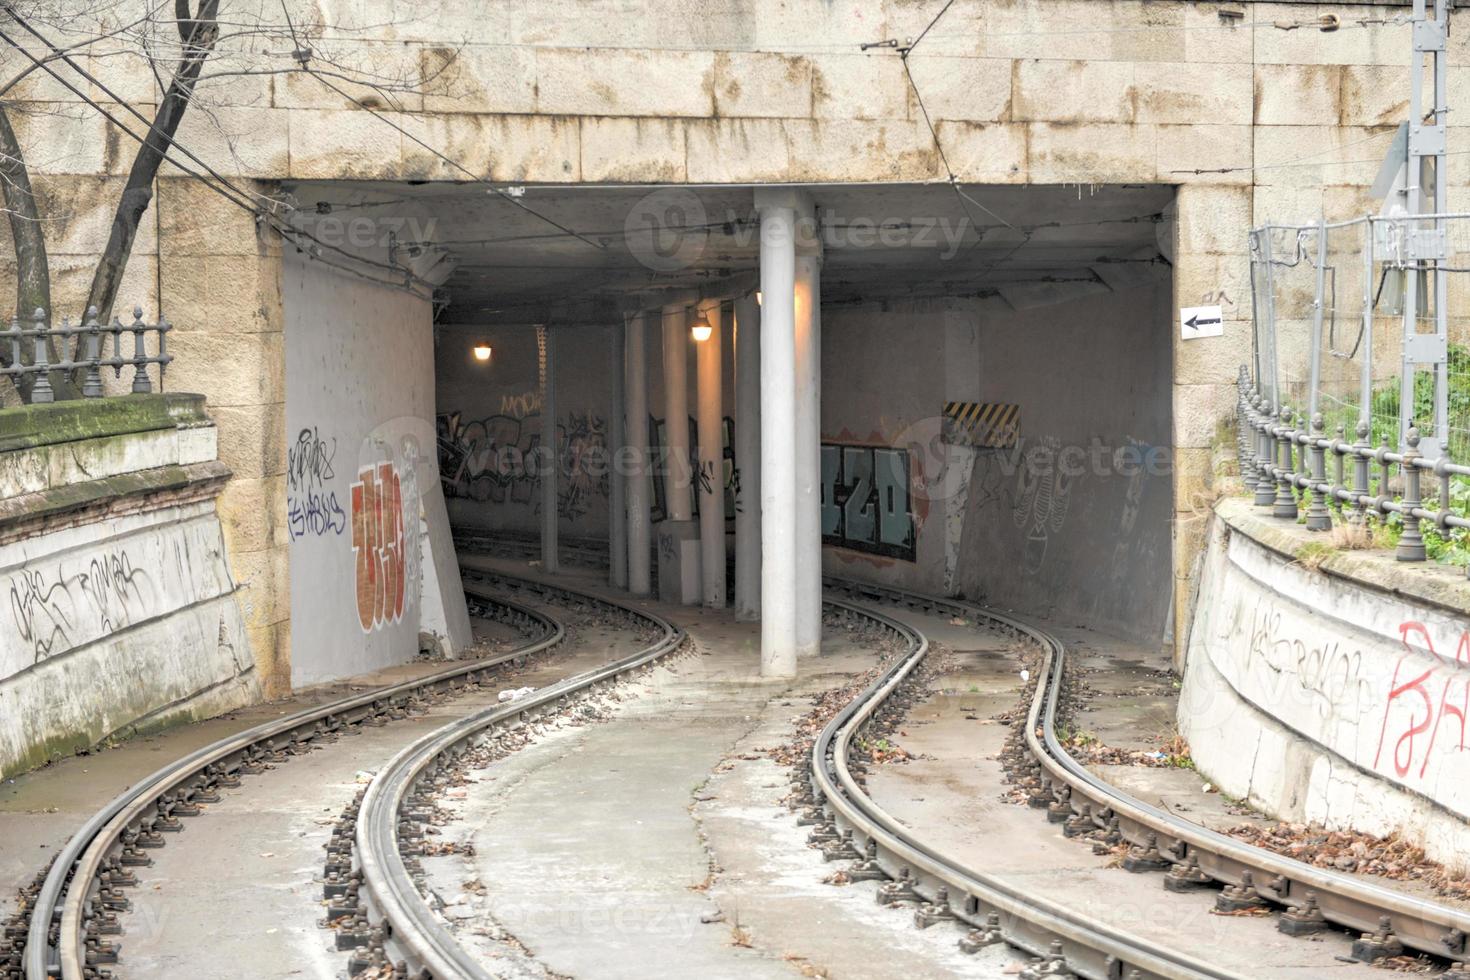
[1185,313,1221,331]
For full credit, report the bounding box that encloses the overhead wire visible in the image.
[0,12,442,297]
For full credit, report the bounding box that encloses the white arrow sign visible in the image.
[1180,304,1224,340]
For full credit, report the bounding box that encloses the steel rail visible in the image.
[815,590,1229,980]
[26,579,565,980]
[827,577,1470,967]
[353,568,685,979]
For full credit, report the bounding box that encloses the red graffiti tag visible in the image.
[1374,622,1470,779]
[351,462,406,632]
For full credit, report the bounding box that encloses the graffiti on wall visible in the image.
[1012,435,1076,575]
[8,549,155,664]
[287,426,347,540]
[437,408,610,522]
[2,518,234,679]
[820,443,915,561]
[653,415,737,524]
[438,403,738,527]
[351,461,407,632]
[1375,622,1470,781]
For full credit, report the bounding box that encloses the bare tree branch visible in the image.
[84,0,219,324]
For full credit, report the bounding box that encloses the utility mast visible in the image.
[1401,0,1451,456]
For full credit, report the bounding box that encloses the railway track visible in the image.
[12,542,1464,980]
[12,573,575,980]
[340,567,685,978]
[817,577,1470,979]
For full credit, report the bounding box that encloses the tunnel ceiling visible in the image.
[280,181,1175,325]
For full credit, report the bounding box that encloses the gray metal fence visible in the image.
[1240,212,1470,567]
[0,306,172,404]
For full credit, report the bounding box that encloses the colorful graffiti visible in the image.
[351,461,407,633]
[820,443,916,561]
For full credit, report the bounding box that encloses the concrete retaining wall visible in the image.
[1182,497,1470,867]
[283,254,471,686]
[0,396,259,779]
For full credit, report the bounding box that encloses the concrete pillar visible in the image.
[608,322,628,590]
[733,293,761,622]
[755,192,798,677]
[538,325,558,574]
[794,252,822,657]
[661,302,693,522]
[696,298,726,608]
[625,313,651,596]
[659,297,701,606]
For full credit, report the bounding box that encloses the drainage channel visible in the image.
[343,569,685,978]
[17,574,571,980]
[822,577,1470,977]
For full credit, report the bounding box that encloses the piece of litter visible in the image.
[700,910,725,924]
[498,686,535,703]
[1019,669,1030,682]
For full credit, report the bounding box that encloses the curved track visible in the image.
[18,559,1466,980]
[20,576,566,980]
[820,577,1470,977]
[345,568,685,978]
[815,588,1228,980]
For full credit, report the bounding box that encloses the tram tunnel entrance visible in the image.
[278,180,1177,684]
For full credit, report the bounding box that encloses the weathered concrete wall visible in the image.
[282,253,470,686]
[435,320,737,540]
[0,397,259,778]
[820,280,1175,644]
[1182,497,1470,867]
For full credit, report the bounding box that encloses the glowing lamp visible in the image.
[472,341,493,362]
[690,314,713,343]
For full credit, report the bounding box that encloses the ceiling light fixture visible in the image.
[690,313,713,343]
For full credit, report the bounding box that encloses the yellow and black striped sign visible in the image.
[943,401,1020,449]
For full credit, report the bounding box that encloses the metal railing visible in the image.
[1242,212,1470,567]
[1,306,172,403]
[1237,366,1470,564]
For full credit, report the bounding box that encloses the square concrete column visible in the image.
[794,250,822,657]
[538,324,558,574]
[624,312,652,596]
[733,292,761,621]
[609,321,628,590]
[695,298,726,608]
[659,296,700,605]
